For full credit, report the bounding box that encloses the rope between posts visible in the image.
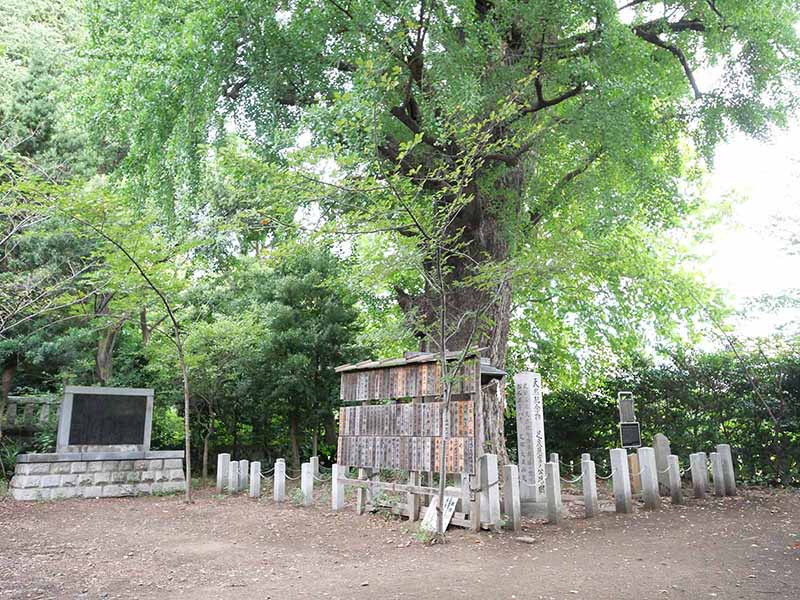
[469,479,500,493]
[596,469,616,480]
[658,467,671,474]
[560,474,583,484]
[259,472,273,480]
[313,474,332,482]
[558,459,576,473]
[285,474,301,481]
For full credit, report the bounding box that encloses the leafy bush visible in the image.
[0,438,22,481]
[151,405,184,450]
[32,427,56,453]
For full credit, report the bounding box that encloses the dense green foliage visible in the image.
[505,343,800,486]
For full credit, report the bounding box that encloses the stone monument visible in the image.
[653,433,672,495]
[514,372,547,516]
[9,386,185,500]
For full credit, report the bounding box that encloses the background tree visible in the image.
[254,247,363,469]
[184,314,261,483]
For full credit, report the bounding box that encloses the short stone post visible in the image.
[479,454,502,531]
[216,453,230,492]
[301,462,313,506]
[653,433,672,496]
[310,455,320,477]
[710,452,725,497]
[581,457,599,518]
[452,473,470,513]
[716,444,737,496]
[502,464,521,532]
[331,464,345,511]
[356,468,368,515]
[690,452,708,499]
[249,461,261,498]
[545,461,562,524]
[637,447,660,510]
[628,453,642,494]
[406,471,420,521]
[273,458,286,502]
[460,474,471,515]
[469,468,482,533]
[227,461,239,493]
[239,459,250,493]
[610,448,633,514]
[549,452,559,466]
[667,455,682,505]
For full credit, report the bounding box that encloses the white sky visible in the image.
[701,121,800,337]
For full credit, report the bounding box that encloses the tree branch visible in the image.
[530,147,605,227]
[633,26,702,98]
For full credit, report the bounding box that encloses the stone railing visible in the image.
[2,396,60,431]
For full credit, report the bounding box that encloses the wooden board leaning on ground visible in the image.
[337,401,477,473]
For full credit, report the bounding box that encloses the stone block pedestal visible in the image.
[10,450,186,501]
[519,500,548,518]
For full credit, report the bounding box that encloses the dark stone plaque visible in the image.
[68,393,147,446]
[620,422,642,449]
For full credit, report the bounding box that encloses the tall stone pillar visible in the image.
[514,372,546,514]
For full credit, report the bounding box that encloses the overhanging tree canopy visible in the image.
[83,0,800,368]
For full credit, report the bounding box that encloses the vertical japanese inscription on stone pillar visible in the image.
[514,372,546,502]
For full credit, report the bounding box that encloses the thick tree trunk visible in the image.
[312,427,318,457]
[202,429,211,486]
[324,411,338,446]
[1,356,16,405]
[397,176,519,369]
[396,174,521,468]
[94,293,127,385]
[96,328,119,385]
[232,411,239,459]
[289,413,301,471]
[1,355,17,439]
[140,308,151,345]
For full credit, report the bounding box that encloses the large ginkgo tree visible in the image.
[83,0,800,371]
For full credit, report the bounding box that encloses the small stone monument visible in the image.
[513,372,547,517]
[617,392,641,449]
[653,433,672,495]
[10,386,185,500]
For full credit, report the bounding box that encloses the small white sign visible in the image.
[420,494,459,532]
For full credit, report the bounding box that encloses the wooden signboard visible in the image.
[339,360,480,402]
[337,400,477,474]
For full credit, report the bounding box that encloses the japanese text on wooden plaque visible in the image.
[339,361,479,402]
[337,401,476,474]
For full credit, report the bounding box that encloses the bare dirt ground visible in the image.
[1,483,798,600]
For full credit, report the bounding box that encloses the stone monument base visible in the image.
[520,500,548,518]
[10,450,185,501]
